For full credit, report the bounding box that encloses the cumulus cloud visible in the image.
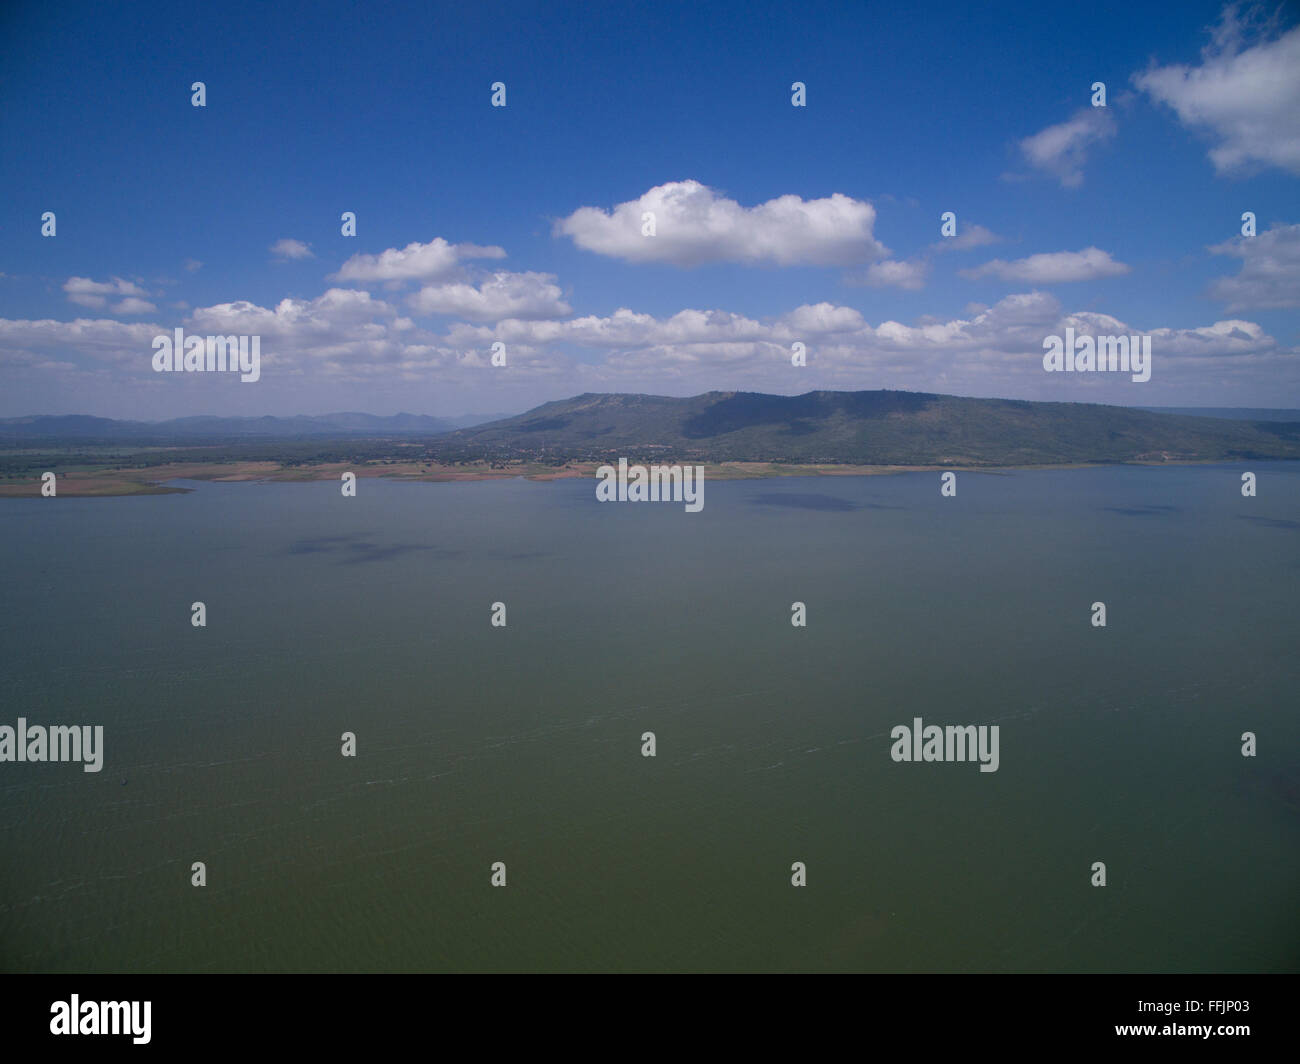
[1133,6,1300,176]
[270,238,314,261]
[961,247,1130,284]
[62,276,150,310]
[466,289,1286,405]
[112,297,157,315]
[444,306,774,351]
[438,292,1054,359]
[182,289,470,379]
[189,287,398,338]
[332,238,506,284]
[435,288,1282,389]
[1208,222,1300,309]
[782,302,867,336]
[11,210,1293,407]
[855,259,929,290]
[2,286,1292,406]
[932,224,1002,252]
[409,272,571,321]
[0,317,164,368]
[2,279,558,399]
[1016,108,1116,187]
[554,180,888,266]
[838,225,1001,290]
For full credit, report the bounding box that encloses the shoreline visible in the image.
[0,456,1266,498]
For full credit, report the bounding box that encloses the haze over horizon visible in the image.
[6,387,1300,429]
[3,0,1298,419]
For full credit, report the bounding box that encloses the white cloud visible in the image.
[450,288,1274,369]
[182,289,457,379]
[333,238,506,284]
[409,272,571,321]
[0,318,163,367]
[1016,108,1116,187]
[961,247,1130,284]
[270,238,315,261]
[554,180,888,266]
[2,287,1292,407]
[1208,222,1300,309]
[444,306,776,350]
[856,259,929,290]
[429,288,1293,404]
[1133,8,1300,176]
[183,259,203,273]
[782,303,867,336]
[189,288,397,338]
[446,293,1067,358]
[111,297,157,315]
[932,224,1002,252]
[62,276,149,309]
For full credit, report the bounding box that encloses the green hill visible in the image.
[437,390,1300,466]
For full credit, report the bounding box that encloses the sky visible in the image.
[1,0,1297,419]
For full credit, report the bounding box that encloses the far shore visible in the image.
[0,455,1253,498]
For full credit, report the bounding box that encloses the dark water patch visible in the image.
[1236,514,1300,530]
[287,533,459,564]
[1102,505,1182,517]
[750,493,856,512]
[288,534,359,554]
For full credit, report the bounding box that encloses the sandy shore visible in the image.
[0,456,1203,498]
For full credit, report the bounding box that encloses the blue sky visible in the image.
[1,0,1297,418]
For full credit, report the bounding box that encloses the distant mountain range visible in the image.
[436,391,1300,465]
[0,411,509,441]
[4,393,1300,467]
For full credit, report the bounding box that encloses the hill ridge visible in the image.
[436,389,1300,466]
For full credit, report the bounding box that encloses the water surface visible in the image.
[1,465,1297,971]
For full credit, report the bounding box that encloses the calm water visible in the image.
[1,465,1297,972]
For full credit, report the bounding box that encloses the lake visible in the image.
[1,464,1297,971]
